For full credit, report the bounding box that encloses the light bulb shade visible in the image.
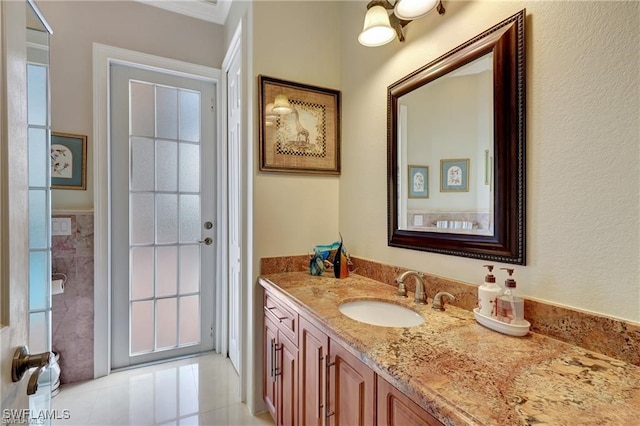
[272,94,292,114]
[394,0,438,20]
[358,5,396,47]
[264,102,278,121]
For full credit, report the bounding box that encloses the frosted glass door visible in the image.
[27,30,51,356]
[110,64,216,368]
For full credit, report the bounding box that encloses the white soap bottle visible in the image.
[477,265,501,317]
[496,268,525,325]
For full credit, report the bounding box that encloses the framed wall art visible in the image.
[258,75,341,175]
[408,165,429,198]
[440,158,469,192]
[51,132,87,190]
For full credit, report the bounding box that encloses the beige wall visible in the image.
[252,1,342,260]
[340,1,639,322]
[39,0,224,210]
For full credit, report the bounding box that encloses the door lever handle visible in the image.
[26,366,48,396]
[199,237,213,245]
[12,346,52,393]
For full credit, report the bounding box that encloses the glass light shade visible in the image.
[394,0,439,20]
[358,5,396,47]
[264,102,278,121]
[272,94,292,115]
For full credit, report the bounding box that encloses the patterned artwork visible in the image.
[259,75,341,175]
[275,99,327,158]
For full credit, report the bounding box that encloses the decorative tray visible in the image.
[473,308,530,337]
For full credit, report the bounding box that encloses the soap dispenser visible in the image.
[496,268,525,325]
[477,265,502,317]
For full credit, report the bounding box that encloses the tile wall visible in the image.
[51,213,94,384]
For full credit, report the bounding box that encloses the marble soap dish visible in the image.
[473,308,530,337]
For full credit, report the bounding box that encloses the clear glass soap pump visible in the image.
[496,268,525,325]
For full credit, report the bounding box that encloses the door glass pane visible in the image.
[179,195,200,243]
[156,86,178,140]
[29,312,48,355]
[27,64,47,126]
[179,90,200,142]
[131,81,155,137]
[156,140,177,192]
[130,193,154,244]
[156,246,177,297]
[28,128,48,187]
[179,143,200,193]
[156,298,177,349]
[179,295,200,345]
[29,252,48,311]
[131,300,154,354]
[29,189,48,249]
[179,245,199,294]
[156,194,178,244]
[131,247,154,300]
[131,137,154,191]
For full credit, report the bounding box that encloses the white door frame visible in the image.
[92,43,221,378]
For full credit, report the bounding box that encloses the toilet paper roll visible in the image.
[51,279,65,295]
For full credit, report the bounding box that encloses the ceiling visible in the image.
[134,0,232,25]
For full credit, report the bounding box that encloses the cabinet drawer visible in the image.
[265,291,298,344]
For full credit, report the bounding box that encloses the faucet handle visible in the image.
[395,278,407,297]
[432,291,456,311]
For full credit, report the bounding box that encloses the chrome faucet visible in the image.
[395,270,427,304]
[432,291,456,311]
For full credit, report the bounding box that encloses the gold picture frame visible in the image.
[258,75,341,175]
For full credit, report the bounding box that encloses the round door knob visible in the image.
[200,237,213,245]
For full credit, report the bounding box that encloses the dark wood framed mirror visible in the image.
[387,9,526,264]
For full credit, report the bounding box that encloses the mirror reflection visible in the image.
[398,53,494,236]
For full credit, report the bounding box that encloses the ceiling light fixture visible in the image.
[358,0,445,47]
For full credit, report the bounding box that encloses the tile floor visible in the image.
[51,353,274,426]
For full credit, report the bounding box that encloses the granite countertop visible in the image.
[259,272,640,426]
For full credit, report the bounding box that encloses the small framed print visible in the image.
[51,132,87,190]
[440,158,469,192]
[408,165,429,198]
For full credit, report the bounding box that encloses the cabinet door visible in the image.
[377,377,443,426]
[278,333,298,426]
[299,317,329,426]
[328,338,375,426]
[264,315,278,422]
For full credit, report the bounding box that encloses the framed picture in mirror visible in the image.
[408,165,429,198]
[440,159,469,192]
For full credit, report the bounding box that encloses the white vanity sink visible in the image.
[338,300,424,328]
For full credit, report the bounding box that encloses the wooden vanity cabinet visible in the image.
[327,337,376,426]
[377,377,443,426]
[299,317,375,426]
[299,317,328,426]
[264,291,299,425]
[264,285,442,426]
